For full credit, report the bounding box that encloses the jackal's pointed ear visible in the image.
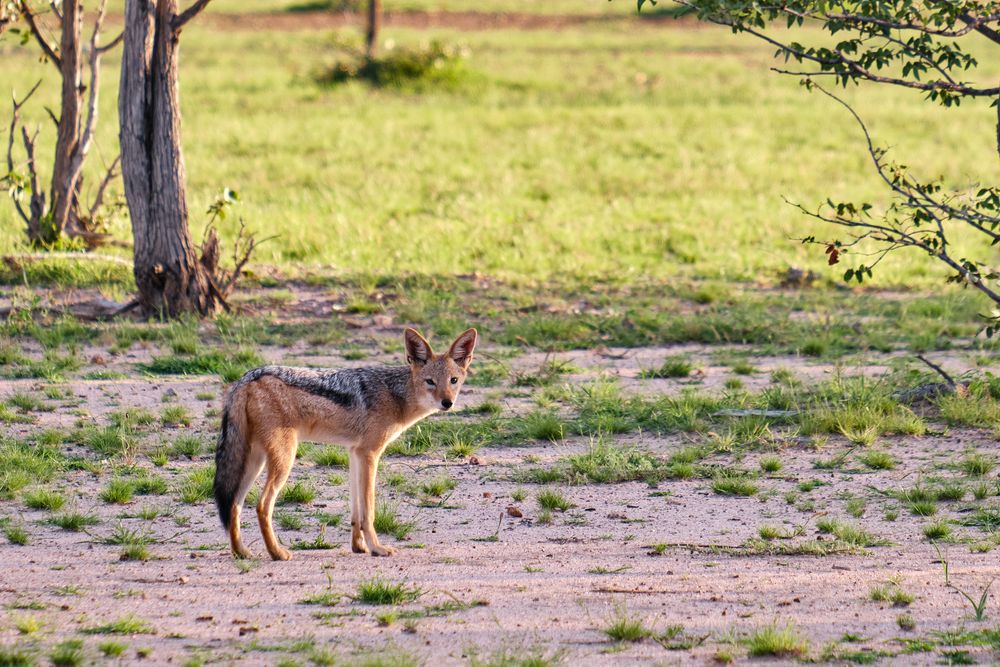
[448,328,478,369]
[404,328,433,366]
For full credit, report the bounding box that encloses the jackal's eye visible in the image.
[450,377,458,384]
[425,379,435,387]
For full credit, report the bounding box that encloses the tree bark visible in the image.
[119,0,220,317]
[366,0,381,59]
[48,0,84,241]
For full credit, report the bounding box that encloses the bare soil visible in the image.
[1,303,998,665]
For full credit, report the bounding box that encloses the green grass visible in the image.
[139,349,263,382]
[178,465,215,504]
[960,453,996,477]
[815,518,891,547]
[922,520,952,541]
[746,622,809,658]
[100,479,135,504]
[604,605,650,643]
[536,489,573,512]
[312,447,349,467]
[279,481,317,504]
[161,405,193,427]
[374,500,416,540]
[50,640,85,667]
[354,578,422,605]
[5,524,29,545]
[170,435,205,458]
[858,450,896,470]
[759,455,783,473]
[82,615,155,635]
[711,473,758,497]
[23,488,64,511]
[49,512,100,531]
[639,356,694,379]
[517,411,566,442]
[869,583,914,606]
[3,11,999,289]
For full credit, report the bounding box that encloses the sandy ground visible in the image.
[1,321,999,665]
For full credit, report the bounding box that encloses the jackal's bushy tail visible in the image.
[214,385,250,529]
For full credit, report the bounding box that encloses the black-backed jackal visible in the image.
[214,328,477,560]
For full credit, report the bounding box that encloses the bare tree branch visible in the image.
[172,0,213,32]
[19,0,61,68]
[89,154,120,219]
[5,81,43,228]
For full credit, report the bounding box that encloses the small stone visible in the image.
[506,505,523,518]
[90,354,106,365]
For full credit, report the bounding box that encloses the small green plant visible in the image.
[520,411,565,442]
[536,489,573,512]
[858,450,896,470]
[711,474,758,497]
[746,622,809,657]
[279,481,316,505]
[82,614,155,635]
[312,447,349,467]
[640,356,694,379]
[160,405,192,427]
[604,604,650,642]
[97,641,127,657]
[50,639,85,667]
[759,455,782,473]
[869,582,913,607]
[23,488,65,511]
[896,614,915,631]
[50,512,99,531]
[374,500,415,540]
[5,524,29,545]
[15,615,40,634]
[923,521,951,541]
[511,488,527,502]
[170,435,204,458]
[100,479,135,504]
[354,577,422,605]
[960,452,996,477]
[954,579,993,622]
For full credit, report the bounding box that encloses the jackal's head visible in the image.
[404,327,478,412]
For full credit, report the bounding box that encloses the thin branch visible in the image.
[89,153,120,218]
[915,355,956,387]
[19,0,61,68]
[959,12,1000,46]
[97,30,123,54]
[5,82,42,226]
[172,0,213,32]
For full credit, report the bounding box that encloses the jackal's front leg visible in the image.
[348,450,368,554]
[353,446,395,557]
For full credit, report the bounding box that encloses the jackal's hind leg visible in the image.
[257,429,297,561]
[229,446,266,559]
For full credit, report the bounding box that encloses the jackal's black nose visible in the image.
[441,399,453,410]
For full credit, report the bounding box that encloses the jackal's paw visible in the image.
[269,546,293,561]
[369,544,396,557]
[352,539,369,554]
[233,545,254,560]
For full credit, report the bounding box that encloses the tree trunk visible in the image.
[48,0,84,242]
[15,0,117,247]
[119,0,220,317]
[366,0,381,59]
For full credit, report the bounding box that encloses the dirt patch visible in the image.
[1,321,998,664]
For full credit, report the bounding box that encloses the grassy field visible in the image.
[2,7,999,289]
[2,6,1000,665]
